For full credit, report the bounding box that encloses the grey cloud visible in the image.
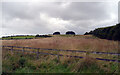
[2,2,118,36]
[42,2,112,21]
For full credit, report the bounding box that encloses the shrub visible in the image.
[35,34,52,38]
[53,32,60,35]
[35,34,40,37]
[66,31,75,35]
[18,57,26,67]
[72,57,104,73]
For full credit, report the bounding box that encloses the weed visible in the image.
[18,57,26,68]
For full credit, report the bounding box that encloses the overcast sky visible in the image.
[1,1,119,36]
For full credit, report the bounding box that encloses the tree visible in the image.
[86,23,120,41]
[53,32,60,35]
[66,31,75,35]
[84,32,89,35]
[35,34,40,37]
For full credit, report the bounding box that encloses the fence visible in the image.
[1,45,120,63]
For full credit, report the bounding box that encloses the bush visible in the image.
[35,34,52,38]
[53,32,60,35]
[35,34,40,37]
[72,57,104,73]
[18,57,26,67]
[66,31,75,35]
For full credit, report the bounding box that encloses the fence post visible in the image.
[11,46,13,50]
[2,46,4,50]
[118,41,120,72]
[57,55,60,63]
[11,46,13,53]
[22,47,25,55]
[36,49,39,59]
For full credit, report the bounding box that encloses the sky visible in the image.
[1,0,120,37]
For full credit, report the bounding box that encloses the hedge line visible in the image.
[84,23,120,41]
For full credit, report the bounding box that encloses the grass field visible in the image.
[2,35,118,53]
[2,49,120,73]
[1,35,35,40]
[1,35,120,73]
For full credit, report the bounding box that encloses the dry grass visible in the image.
[2,35,120,73]
[2,47,120,73]
[72,56,98,72]
[1,35,118,64]
[1,35,118,53]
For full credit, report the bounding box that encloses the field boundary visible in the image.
[1,45,120,63]
[2,45,120,55]
[0,38,33,40]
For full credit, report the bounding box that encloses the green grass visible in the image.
[1,35,97,40]
[59,35,75,37]
[2,51,71,73]
[1,35,53,40]
[2,35,119,73]
[12,36,34,38]
[1,36,35,40]
[2,50,120,73]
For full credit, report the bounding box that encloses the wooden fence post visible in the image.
[118,41,120,72]
[11,46,13,51]
[36,49,39,59]
[22,47,25,55]
[2,46,4,50]
[57,55,60,63]
[23,47,25,52]
[11,46,13,54]
[118,41,120,54]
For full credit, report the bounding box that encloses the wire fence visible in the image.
[1,45,120,63]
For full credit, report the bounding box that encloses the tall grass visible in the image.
[2,35,120,73]
[1,35,118,53]
[2,49,120,73]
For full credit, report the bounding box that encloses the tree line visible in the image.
[35,31,75,37]
[84,23,120,41]
[53,31,75,35]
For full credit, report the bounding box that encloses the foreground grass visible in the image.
[2,50,120,73]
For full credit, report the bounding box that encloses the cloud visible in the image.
[2,2,118,36]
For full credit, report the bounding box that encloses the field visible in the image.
[1,35,120,73]
[2,35,118,53]
[1,35,35,40]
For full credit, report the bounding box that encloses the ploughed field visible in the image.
[2,35,120,73]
